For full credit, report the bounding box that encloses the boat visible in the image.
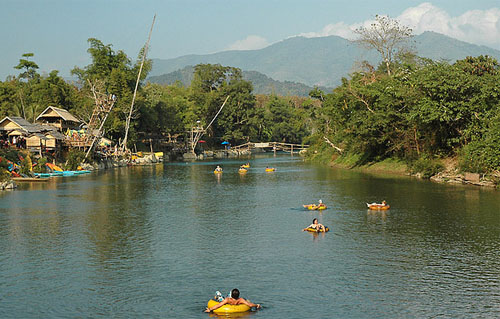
[265,167,275,172]
[303,204,327,211]
[367,203,390,210]
[34,172,63,177]
[46,163,63,172]
[33,170,90,178]
[304,227,330,233]
[72,170,91,175]
[207,299,250,313]
[12,177,49,182]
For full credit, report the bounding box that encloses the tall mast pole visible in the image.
[122,14,156,151]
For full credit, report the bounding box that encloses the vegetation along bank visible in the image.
[0,16,499,187]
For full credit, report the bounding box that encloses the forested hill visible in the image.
[147,66,331,96]
[150,31,500,87]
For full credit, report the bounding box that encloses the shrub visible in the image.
[33,157,48,173]
[0,149,21,162]
[408,156,444,179]
[459,135,500,174]
[65,149,85,171]
[0,169,10,182]
[20,155,32,175]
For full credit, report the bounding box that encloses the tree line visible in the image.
[1,18,500,176]
[0,39,314,151]
[305,15,500,176]
[306,53,500,175]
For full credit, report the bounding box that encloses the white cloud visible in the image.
[298,22,357,40]
[397,2,500,48]
[295,2,500,49]
[226,35,270,51]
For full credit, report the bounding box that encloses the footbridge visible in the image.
[232,142,309,154]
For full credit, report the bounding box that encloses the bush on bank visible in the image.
[305,55,500,178]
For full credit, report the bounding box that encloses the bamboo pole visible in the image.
[190,96,229,154]
[122,14,156,151]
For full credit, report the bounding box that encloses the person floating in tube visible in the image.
[205,288,261,312]
[317,199,326,209]
[303,218,326,232]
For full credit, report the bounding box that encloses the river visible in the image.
[0,155,499,318]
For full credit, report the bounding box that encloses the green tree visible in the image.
[14,53,39,81]
[355,15,413,76]
[71,38,151,143]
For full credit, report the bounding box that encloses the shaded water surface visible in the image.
[0,156,499,318]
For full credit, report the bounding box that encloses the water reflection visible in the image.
[0,158,499,318]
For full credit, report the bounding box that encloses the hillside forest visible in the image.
[1,18,500,178]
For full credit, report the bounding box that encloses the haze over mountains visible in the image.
[149,31,500,95]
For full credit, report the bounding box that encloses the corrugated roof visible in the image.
[36,106,81,123]
[44,126,66,140]
[0,116,46,133]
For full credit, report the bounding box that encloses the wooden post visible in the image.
[190,125,194,154]
[291,144,293,156]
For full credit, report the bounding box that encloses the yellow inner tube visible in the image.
[241,164,250,168]
[265,168,275,172]
[305,204,327,210]
[238,169,247,173]
[214,170,223,174]
[305,227,330,233]
[368,205,390,210]
[207,299,251,313]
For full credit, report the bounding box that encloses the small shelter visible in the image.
[36,106,81,131]
[0,116,65,151]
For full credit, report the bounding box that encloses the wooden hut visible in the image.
[36,106,81,131]
[0,116,65,152]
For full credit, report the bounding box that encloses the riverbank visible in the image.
[79,152,162,171]
[323,154,499,188]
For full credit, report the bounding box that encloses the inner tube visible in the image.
[238,168,247,174]
[207,299,250,313]
[304,204,327,210]
[241,164,250,168]
[367,204,390,210]
[304,227,329,233]
[214,170,223,174]
[265,168,275,172]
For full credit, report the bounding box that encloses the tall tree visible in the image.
[71,38,151,142]
[14,53,39,81]
[354,15,413,76]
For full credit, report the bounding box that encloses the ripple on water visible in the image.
[0,158,499,318]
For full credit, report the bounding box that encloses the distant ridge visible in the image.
[150,32,500,88]
[147,66,331,96]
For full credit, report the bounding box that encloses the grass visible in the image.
[331,155,409,175]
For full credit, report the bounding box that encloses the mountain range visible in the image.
[149,31,500,93]
[147,66,328,96]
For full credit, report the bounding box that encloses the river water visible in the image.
[0,155,499,318]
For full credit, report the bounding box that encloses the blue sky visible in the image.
[1,0,500,80]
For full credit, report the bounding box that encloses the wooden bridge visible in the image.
[232,142,309,154]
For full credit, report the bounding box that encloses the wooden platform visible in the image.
[232,141,309,154]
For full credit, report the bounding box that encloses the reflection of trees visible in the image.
[83,165,161,266]
[1,178,72,257]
